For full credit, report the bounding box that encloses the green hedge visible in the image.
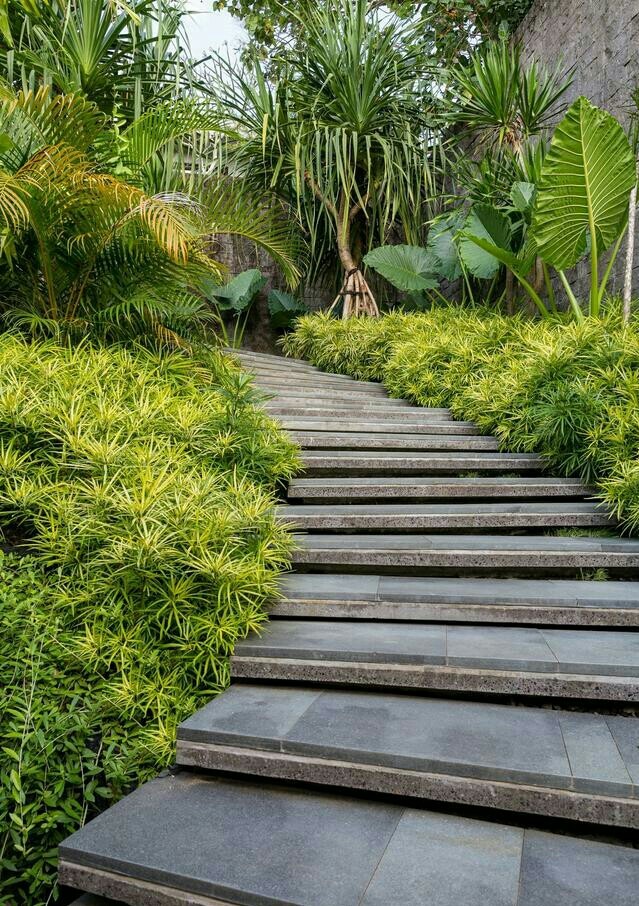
[284,309,639,531]
[0,336,299,904]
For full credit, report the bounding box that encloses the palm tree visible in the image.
[210,0,440,317]
[0,86,301,344]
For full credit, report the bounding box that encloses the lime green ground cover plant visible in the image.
[0,334,299,904]
[285,309,639,530]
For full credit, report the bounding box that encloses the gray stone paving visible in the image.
[60,350,639,904]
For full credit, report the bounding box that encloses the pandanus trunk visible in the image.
[329,239,380,319]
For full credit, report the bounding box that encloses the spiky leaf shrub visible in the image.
[284,309,639,532]
[0,336,299,904]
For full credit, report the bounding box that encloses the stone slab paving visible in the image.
[288,476,590,498]
[60,350,639,904]
[292,532,639,573]
[60,774,639,906]
[280,501,611,530]
[300,450,545,473]
[178,685,639,803]
[290,431,502,450]
[234,620,639,677]
[273,574,639,626]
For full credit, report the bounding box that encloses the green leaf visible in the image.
[363,245,439,293]
[203,269,266,313]
[426,213,463,281]
[458,204,512,279]
[531,96,636,269]
[511,181,536,217]
[267,289,308,328]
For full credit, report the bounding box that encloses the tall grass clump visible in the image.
[285,309,639,531]
[0,335,299,904]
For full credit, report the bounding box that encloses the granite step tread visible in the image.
[280,419,480,435]
[288,476,591,499]
[266,405,456,422]
[177,684,639,826]
[261,394,411,409]
[254,379,389,395]
[300,451,545,473]
[232,620,639,699]
[280,501,612,530]
[59,773,639,906]
[235,620,639,676]
[245,367,378,385]
[290,431,502,451]
[274,573,639,626]
[292,533,639,574]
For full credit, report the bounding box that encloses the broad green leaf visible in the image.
[203,269,266,314]
[267,289,308,328]
[363,244,439,293]
[531,96,636,269]
[462,233,530,277]
[426,212,463,281]
[511,181,536,217]
[458,204,512,279]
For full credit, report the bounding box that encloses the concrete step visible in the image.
[300,450,545,475]
[274,573,639,626]
[254,376,388,392]
[226,349,313,369]
[177,684,639,828]
[290,431,501,451]
[261,394,411,409]
[288,476,591,500]
[291,533,639,576]
[257,381,390,398]
[279,501,612,531]
[280,418,480,435]
[58,773,639,906]
[265,405,456,422]
[232,620,639,701]
[245,366,375,385]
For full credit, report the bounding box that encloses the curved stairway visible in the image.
[62,350,639,906]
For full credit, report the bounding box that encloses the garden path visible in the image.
[61,350,639,905]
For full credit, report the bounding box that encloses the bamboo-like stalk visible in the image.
[623,174,638,324]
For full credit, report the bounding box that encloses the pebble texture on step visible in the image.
[60,773,639,906]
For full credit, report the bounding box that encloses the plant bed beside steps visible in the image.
[60,350,639,906]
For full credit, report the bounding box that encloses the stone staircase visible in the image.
[61,349,639,906]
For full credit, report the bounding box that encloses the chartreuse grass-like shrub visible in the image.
[284,309,639,532]
[0,335,299,904]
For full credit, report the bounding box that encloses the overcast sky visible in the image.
[183,2,247,57]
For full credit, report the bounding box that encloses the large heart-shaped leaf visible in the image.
[458,204,512,279]
[267,289,308,328]
[426,212,463,281]
[202,269,266,313]
[511,181,536,219]
[531,96,636,269]
[363,244,439,293]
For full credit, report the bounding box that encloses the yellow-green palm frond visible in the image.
[120,100,233,178]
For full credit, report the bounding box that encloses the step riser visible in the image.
[281,422,480,436]
[271,599,639,626]
[266,407,458,423]
[283,515,611,530]
[262,397,411,409]
[231,658,639,701]
[177,742,639,829]
[287,480,591,500]
[255,379,388,392]
[291,555,638,578]
[291,435,501,451]
[59,861,234,906]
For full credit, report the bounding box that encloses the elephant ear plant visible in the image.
[463,96,637,319]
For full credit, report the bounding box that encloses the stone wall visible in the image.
[516,0,639,297]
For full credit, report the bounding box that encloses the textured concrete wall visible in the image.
[517,0,639,297]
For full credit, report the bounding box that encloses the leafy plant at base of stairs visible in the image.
[284,307,639,532]
[0,335,299,904]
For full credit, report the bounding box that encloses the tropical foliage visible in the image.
[285,307,639,530]
[209,0,440,315]
[0,335,298,903]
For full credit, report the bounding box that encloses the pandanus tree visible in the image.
[210,0,439,317]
